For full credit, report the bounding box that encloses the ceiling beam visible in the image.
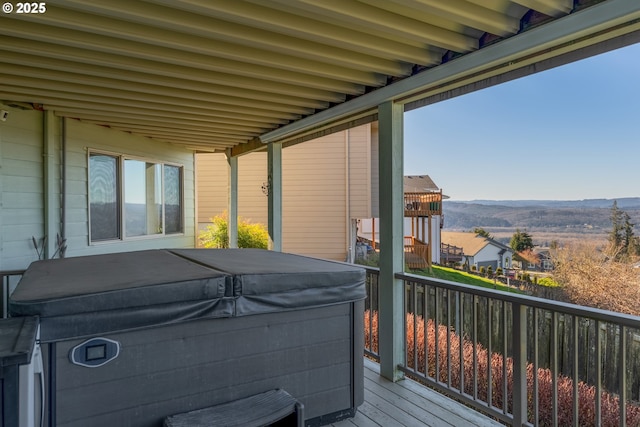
[51,0,413,77]
[266,0,477,52]
[0,72,319,115]
[362,0,520,36]
[259,0,640,144]
[0,16,386,87]
[0,84,302,121]
[512,0,574,18]
[0,44,348,103]
[146,0,441,64]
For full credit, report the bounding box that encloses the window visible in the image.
[89,152,183,243]
[89,154,120,241]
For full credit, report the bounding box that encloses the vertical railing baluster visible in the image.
[619,325,627,427]
[424,284,429,379]
[435,287,440,383]
[487,298,493,409]
[534,308,540,427]
[513,302,527,426]
[552,312,559,427]
[459,292,464,394]
[447,289,452,388]
[502,300,508,415]
[595,320,602,427]
[473,294,478,401]
[573,316,579,427]
[412,281,418,371]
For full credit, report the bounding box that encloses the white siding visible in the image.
[196,124,374,261]
[0,107,45,270]
[0,108,197,271]
[64,119,196,257]
[196,151,268,228]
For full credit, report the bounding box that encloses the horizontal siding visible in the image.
[282,133,347,261]
[0,107,44,270]
[64,118,196,257]
[195,125,373,261]
[196,152,268,226]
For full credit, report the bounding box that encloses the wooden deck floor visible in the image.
[330,358,504,427]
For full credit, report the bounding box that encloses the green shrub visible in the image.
[471,265,477,272]
[537,277,561,288]
[496,267,503,276]
[199,212,268,249]
[487,266,493,276]
[479,266,486,275]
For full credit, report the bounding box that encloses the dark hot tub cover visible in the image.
[9,250,231,341]
[170,248,366,316]
[9,249,366,341]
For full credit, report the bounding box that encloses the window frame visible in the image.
[88,149,185,244]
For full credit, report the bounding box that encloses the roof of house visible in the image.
[441,231,513,257]
[404,175,439,192]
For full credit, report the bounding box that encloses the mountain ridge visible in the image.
[443,198,640,233]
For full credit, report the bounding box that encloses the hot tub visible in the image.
[9,249,365,427]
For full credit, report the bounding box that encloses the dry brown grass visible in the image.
[551,242,640,316]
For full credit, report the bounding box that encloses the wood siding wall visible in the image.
[0,107,46,270]
[0,107,196,270]
[64,119,196,258]
[196,124,373,261]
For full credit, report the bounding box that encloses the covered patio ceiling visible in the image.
[1,0,639,154]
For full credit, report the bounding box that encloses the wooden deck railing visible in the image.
[440,243,464,264]
[363,266,640,426]
[404,191,442,217]
[404,236,429,269]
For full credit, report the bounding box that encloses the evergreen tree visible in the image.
[608,201,639,260]
[510,229,534,252]
[609,200,625,250]
[473,227,492,239]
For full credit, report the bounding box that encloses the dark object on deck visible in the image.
[163,388,304,427]
[9,249,365,427]
[0,316,38,427]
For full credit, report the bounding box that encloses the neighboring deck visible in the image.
[331,358,503,427]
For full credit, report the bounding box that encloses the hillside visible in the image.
[443,198,640,241]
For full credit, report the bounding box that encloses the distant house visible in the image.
[357,175,445,268]
[441,231,514,271]
[516,248,553,271]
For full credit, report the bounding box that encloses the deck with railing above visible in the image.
[404,191,443,217]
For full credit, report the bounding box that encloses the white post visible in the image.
[226,149,238,248]
[267,142,282,251]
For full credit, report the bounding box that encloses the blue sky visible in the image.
[404,42,640,201]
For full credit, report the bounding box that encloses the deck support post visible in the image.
[226,149,238,248]
[267,142,282,251]
[377,101,405,382]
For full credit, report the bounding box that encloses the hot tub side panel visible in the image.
[46,302,362,427]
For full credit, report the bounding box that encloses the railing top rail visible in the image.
[0,269,26,276]
[396,271,640,329]
[360,265,380,274]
